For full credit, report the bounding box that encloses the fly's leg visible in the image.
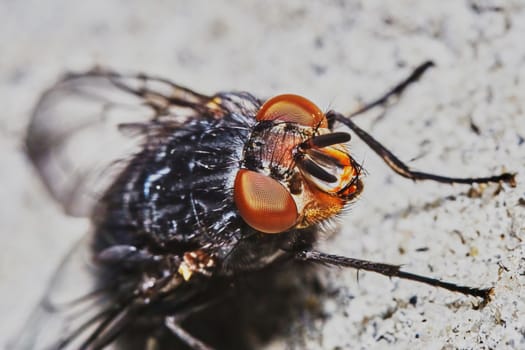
[69,68,213,115]
[165,316,214,350]
[296,250,493,301]
[163,292,228,350]
[325,61,434,128]
[326,61,515,185]
[349,61,435,118]
[330,111,516,185]
[78,300,137,349]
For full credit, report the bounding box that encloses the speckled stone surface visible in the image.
[1,1,524,349]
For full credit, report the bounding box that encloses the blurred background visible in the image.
[1,0,524,348]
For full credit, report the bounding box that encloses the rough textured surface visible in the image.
[1,0,524,349]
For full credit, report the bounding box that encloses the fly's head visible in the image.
[234,94,363,234]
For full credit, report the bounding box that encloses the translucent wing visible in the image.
[8,237,128,350]
[26,69,213,217]
[13,69,219,348]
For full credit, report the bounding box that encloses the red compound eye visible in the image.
[256,94,328,128]
[234,169,298,234]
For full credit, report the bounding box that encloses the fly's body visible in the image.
[12,62,515,350]
[92,93,255,265]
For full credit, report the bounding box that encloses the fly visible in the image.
[11,61,516,350]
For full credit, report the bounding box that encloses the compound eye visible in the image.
[234,169,298,234]
[256,94,328,128]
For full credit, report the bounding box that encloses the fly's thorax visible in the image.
[234,94,363,234]
[242,122,314,181]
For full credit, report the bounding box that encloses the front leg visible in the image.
[347,60,436,118]
[296,250,493,301]
[330,110,516,186]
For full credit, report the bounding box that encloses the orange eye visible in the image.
[257,94,328,128]
[234,169,298,234]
